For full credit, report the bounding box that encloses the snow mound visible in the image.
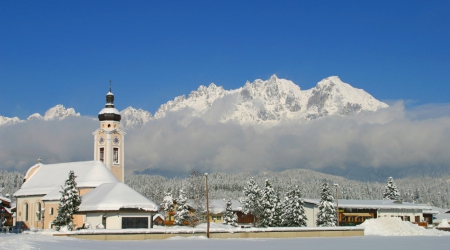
[437,219,450,228]
[362,217,449,236]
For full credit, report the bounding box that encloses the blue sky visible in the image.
[1,0,449,119]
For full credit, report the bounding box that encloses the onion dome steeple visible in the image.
[98,80,121,122]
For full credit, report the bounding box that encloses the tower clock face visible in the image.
[99,136,105,144]
[113,136,120,144]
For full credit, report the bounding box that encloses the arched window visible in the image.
[24,202,29,221]
[37,202,41,220]
[50,207,54,215]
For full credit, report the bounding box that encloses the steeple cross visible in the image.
[109,79,112,92]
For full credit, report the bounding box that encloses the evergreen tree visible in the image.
[240,178,263,226]
[383,177,400,200]
[160,191,174,212]
[174,189,190,226]
[413,188,420,202]
[316,181,337,227]
[53,170,81,231]
[222,199,238,227]
[280,185,307,227]
[259,179,282,227]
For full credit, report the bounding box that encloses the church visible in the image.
[13,86,159,230]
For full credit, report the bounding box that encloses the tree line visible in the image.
[2,168,449,209]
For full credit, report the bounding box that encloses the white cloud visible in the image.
[1,102,450,180]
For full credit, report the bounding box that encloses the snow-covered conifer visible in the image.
[383,177,400,200]
[240,178,263,226]
[174,189,190,226]
[160,191,174,212]
[222,199,238,226]
[280,185,307,227]
[53,170,81,231]
[259,179,281,227]
[316,181,337,227]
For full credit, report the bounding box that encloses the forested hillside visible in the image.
[125,169,450,210]
[2,168,449,210]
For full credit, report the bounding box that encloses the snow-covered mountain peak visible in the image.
[154,82,229,119]
[305,76,388,120]
[0,75,389,129]
[120,106,153,129]
[27,113,43,121]
[0,116,23,126]
[42,104,80,120]
[154,75,388,126]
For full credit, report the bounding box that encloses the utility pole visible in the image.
[334,183,339,226]
[205,173,210,238]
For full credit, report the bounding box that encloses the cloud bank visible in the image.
[1,102,450,181]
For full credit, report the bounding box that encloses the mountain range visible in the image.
[0,75,388,128]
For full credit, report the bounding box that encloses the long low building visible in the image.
[303,199,435,227]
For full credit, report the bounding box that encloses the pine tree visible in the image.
[240,178,263,226]
[53,170,81,231]
[222,199,238,226]
[259,179,281,227]
[383,177,400,200]
[160,191,174,212]
[413,188,420,202]
[174,189,190,226]
[280,185,307,227]
[316,181,337,227]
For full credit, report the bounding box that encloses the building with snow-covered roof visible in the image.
[303,198,434,227]
[1,194,14,228]
[14,160,119,229]
[13,85,159,230]
[206,199,254,225]
[163,199,254,226]
[77,183,159,229]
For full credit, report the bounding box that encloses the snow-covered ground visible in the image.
[1,234,449,250]
[1,218,449,250]
[362,217,449,236]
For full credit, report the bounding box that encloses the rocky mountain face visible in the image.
[120,107,153,129]
[27,104,80,121]
[0,76,388,128]
[0,105,80,126]
[153,75,388,126]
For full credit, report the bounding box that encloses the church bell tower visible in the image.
[93,82,125,182]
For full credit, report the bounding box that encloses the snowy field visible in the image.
[1,234,449,250]
[1,218,449,250]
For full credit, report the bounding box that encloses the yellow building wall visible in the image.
[16,196,45,229]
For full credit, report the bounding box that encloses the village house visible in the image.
[13,86,159,230]
[0,194,14,228]
[161,199,255,226]
[303,198,436,227]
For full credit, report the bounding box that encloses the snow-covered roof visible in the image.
[303,199,432,210]
[431,206,450,223]
[0,195,11,204]
[14,161,119,197]
[153,213,165,221]
[41,187,64,201]
[209,200,242,214]
[78,183,159,212]
[98,107,120,115]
